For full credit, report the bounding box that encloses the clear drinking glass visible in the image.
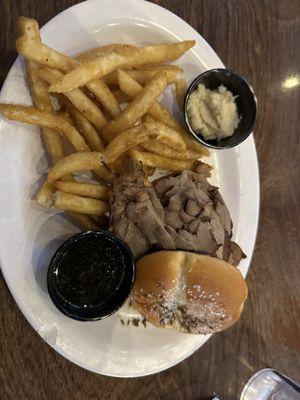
[240,368,300,400]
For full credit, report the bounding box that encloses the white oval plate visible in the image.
[0,0,259,377]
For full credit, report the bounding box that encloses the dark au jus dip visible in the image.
[47,230,135,321]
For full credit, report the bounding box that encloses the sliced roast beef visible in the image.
[109,158,245,265]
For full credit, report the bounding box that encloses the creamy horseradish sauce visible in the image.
[187,84,239,140]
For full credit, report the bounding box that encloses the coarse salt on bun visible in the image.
[131,251,248,334]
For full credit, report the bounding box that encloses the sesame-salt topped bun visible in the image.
[131,251,248,334]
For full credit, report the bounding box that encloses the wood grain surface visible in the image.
[0,1,299,399]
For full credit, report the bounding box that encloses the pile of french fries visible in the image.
[0,17,209,230]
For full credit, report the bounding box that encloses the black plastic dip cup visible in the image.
[47,230,135,321]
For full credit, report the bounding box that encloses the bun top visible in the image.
[131,251,248,334]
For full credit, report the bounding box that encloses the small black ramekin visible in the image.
[184,68,257,149]
[47,230,135,321]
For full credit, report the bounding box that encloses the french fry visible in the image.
[141,115,204,159]
[103,122,186,164]
[103,71,169,143]
[118,69,209,156]
[134,64,183,72]
[16,36,74,71]
[18,18,74,213]
[54,181,109,201]
[143,166,156,177]
[75,43,138,63]
[18,17,40,40]
[0,104,90,152]
[92,167,114,183]
[175,78,187,111]
[54,191,109,216]
[37,67,108,132]
[79,40,194,71]
[67,212,100,230]
[62,97,104,151]
[146,121,186,151]
[49,52,129,93]
[86,79,120,118]
[35,181,100,228]
[103,65,182,86]
[108,154,126,174]
[17,18,64,164]
[104,122,186,163]
[35,181,55,207]
[57,110,73,124]
[47,152,103,183]
[142,140,201,160]
[112,89,130,104]
[48,41,195,93]
[104,124,156,163]
[130,148,194,171]
[142,114,156,124]
[17,36,119,119]
[177,126,210,157]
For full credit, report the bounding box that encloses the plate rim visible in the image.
[0,0,260,377]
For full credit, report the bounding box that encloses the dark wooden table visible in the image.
[0,1,299,399]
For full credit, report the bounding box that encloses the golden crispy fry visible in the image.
[41,127,65,163]
[16,36,74,72]
[92,167,114,183]
[38,67,108,131]
[35,180,99,229]
[47,152,103,183]
[16,19,111,226]
[49,52,127,93]
[107,155,126,174]
[112,89,130,104]
[18,17,40,40]
[103,124,154,163]
[0,104,89,152]
[143,166,156,177]
[175,78,187,111]
[103,65,182,86]
[16,37,127,111]
[62,97,104,151]
[57,109,73,123]
[148,122,186,150]
[103,70,128,86]
[86,79,120,118]
[17,36,119,119]
[119,68,180,133]
[75,44,138,63]
[18,18,64,164]
[118,68,186,130]
[142,114,156,124]
[142,140,201,160]
[18,16,76,215]
[54,191,109,216]
[134,64,182,72]
[35,181,55,207]
[103,71,169,143]
[118,68,148,98]
[144,106,210,156]
[48,41,195,93]
[141,115,204,158]
[35,173,75,206]
[104,122,185,163]
[118,69,209,156]
[54,181,109,201]
[177,126,210,156]
[130,148,194,171]
[67,212,100,230]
